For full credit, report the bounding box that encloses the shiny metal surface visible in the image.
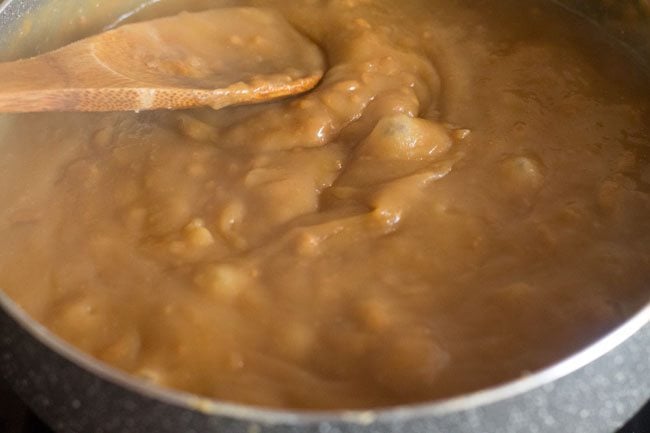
[1,289,647,433]
[0,1,648,432]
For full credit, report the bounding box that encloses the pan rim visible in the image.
[1,288,648,425]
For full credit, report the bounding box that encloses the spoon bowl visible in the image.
[0,7,325,112]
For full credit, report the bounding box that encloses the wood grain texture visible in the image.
[0,8,325,112]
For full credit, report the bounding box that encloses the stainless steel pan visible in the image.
[0,1,648,432]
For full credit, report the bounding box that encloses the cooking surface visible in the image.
[0,379,648,433]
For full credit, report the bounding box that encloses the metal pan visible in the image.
[0,1,648,432]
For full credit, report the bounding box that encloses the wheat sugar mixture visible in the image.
[0,0,649,410]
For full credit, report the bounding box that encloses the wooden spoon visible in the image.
[0,8,325,112]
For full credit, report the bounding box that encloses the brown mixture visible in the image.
[0,0,649,410]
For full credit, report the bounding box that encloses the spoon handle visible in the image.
[0,8,325,113]
[0,45,201,113]
[0,46,320,113]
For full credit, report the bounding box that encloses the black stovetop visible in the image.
[1,380,649,433]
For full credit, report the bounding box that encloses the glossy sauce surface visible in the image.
[0,0,649,410]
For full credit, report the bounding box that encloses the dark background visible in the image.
[1,378,648,433]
